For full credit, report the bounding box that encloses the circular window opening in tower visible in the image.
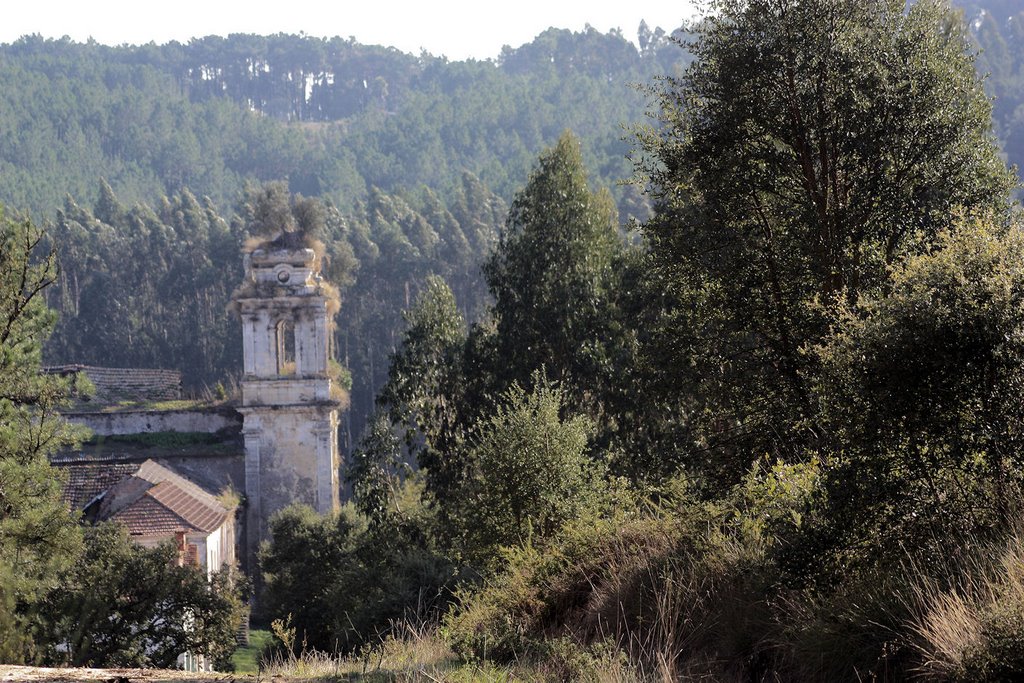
[277,269,291,284]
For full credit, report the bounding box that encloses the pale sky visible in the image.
[1,1,702,60]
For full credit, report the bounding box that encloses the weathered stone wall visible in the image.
[45,365,182,403]
[238,404,339,569]
[64,407,242,437]
[155,452,246,502]
[241,377,332,406]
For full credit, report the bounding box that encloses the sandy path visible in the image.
[0,666,243,682]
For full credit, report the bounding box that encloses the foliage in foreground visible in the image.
[807,215,1024,574]
[0,210,247,668]
[442,471,1024,682]
[38,522,247,669]
[0,210,84,661]
[254,2,1024,680]
[433,214,1024,680]
[256,525,1024,682]
[259,501,456,655]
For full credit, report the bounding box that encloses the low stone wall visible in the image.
[44,365,183,403]
[65,407,242,437]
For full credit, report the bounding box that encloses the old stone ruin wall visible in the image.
[68,407,239,437]
[44,364,183,404]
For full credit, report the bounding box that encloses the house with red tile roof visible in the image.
[67,459,237,579]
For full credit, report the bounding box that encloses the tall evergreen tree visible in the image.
[485,132,624,417]
[374,275,468,513]
[0,210,83,661]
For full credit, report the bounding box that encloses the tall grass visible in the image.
[909,532,1024,681]
[256,536,1024,682]
[257,619,526,681]
[255,478,1024,680]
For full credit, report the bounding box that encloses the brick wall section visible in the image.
[44,365,182,403]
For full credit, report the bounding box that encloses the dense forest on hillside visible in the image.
[7,23,692,444]
[964,1,1024,170]
[0,2,1020,225]
[7,0,1020,448]
[0,27,687,220]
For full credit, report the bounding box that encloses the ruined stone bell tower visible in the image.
[234,234,342,570]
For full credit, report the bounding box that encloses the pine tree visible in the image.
[0,210,84,662]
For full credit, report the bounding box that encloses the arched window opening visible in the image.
[276,319,295,375]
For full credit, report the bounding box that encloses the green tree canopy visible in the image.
[454,374,602,566]
[373,275,468,513]
[485,132,624,416]
[0,210,83,661]
[38,522,245,669]
[637,0,1017,489]
[806,213,1024,572]
[260,503,454,654]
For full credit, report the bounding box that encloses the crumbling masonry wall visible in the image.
[44,365,182,403]
[234,242,343,572]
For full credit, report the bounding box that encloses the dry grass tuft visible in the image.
[907,532,1024,681]
[258,619,500,682]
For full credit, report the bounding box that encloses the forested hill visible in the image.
[961,0,1024,171]
[0,26,688,220]
[5,4,1023,449]
[0,5,1019,223]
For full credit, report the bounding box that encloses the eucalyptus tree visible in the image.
[485,132,625,419]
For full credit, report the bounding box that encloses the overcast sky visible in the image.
[1,1,702,60]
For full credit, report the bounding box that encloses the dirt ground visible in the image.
[0,666,245,683]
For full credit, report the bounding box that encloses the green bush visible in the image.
[260,499,457,655]
[444,476,741,669]
[38,522,246,669]
[962,605,1024,681]
[452,374,606,568]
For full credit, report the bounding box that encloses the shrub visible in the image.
[452,373,604,568]
[260,499,457,655]
[811,216,1024,573]
[444,473,779,676]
